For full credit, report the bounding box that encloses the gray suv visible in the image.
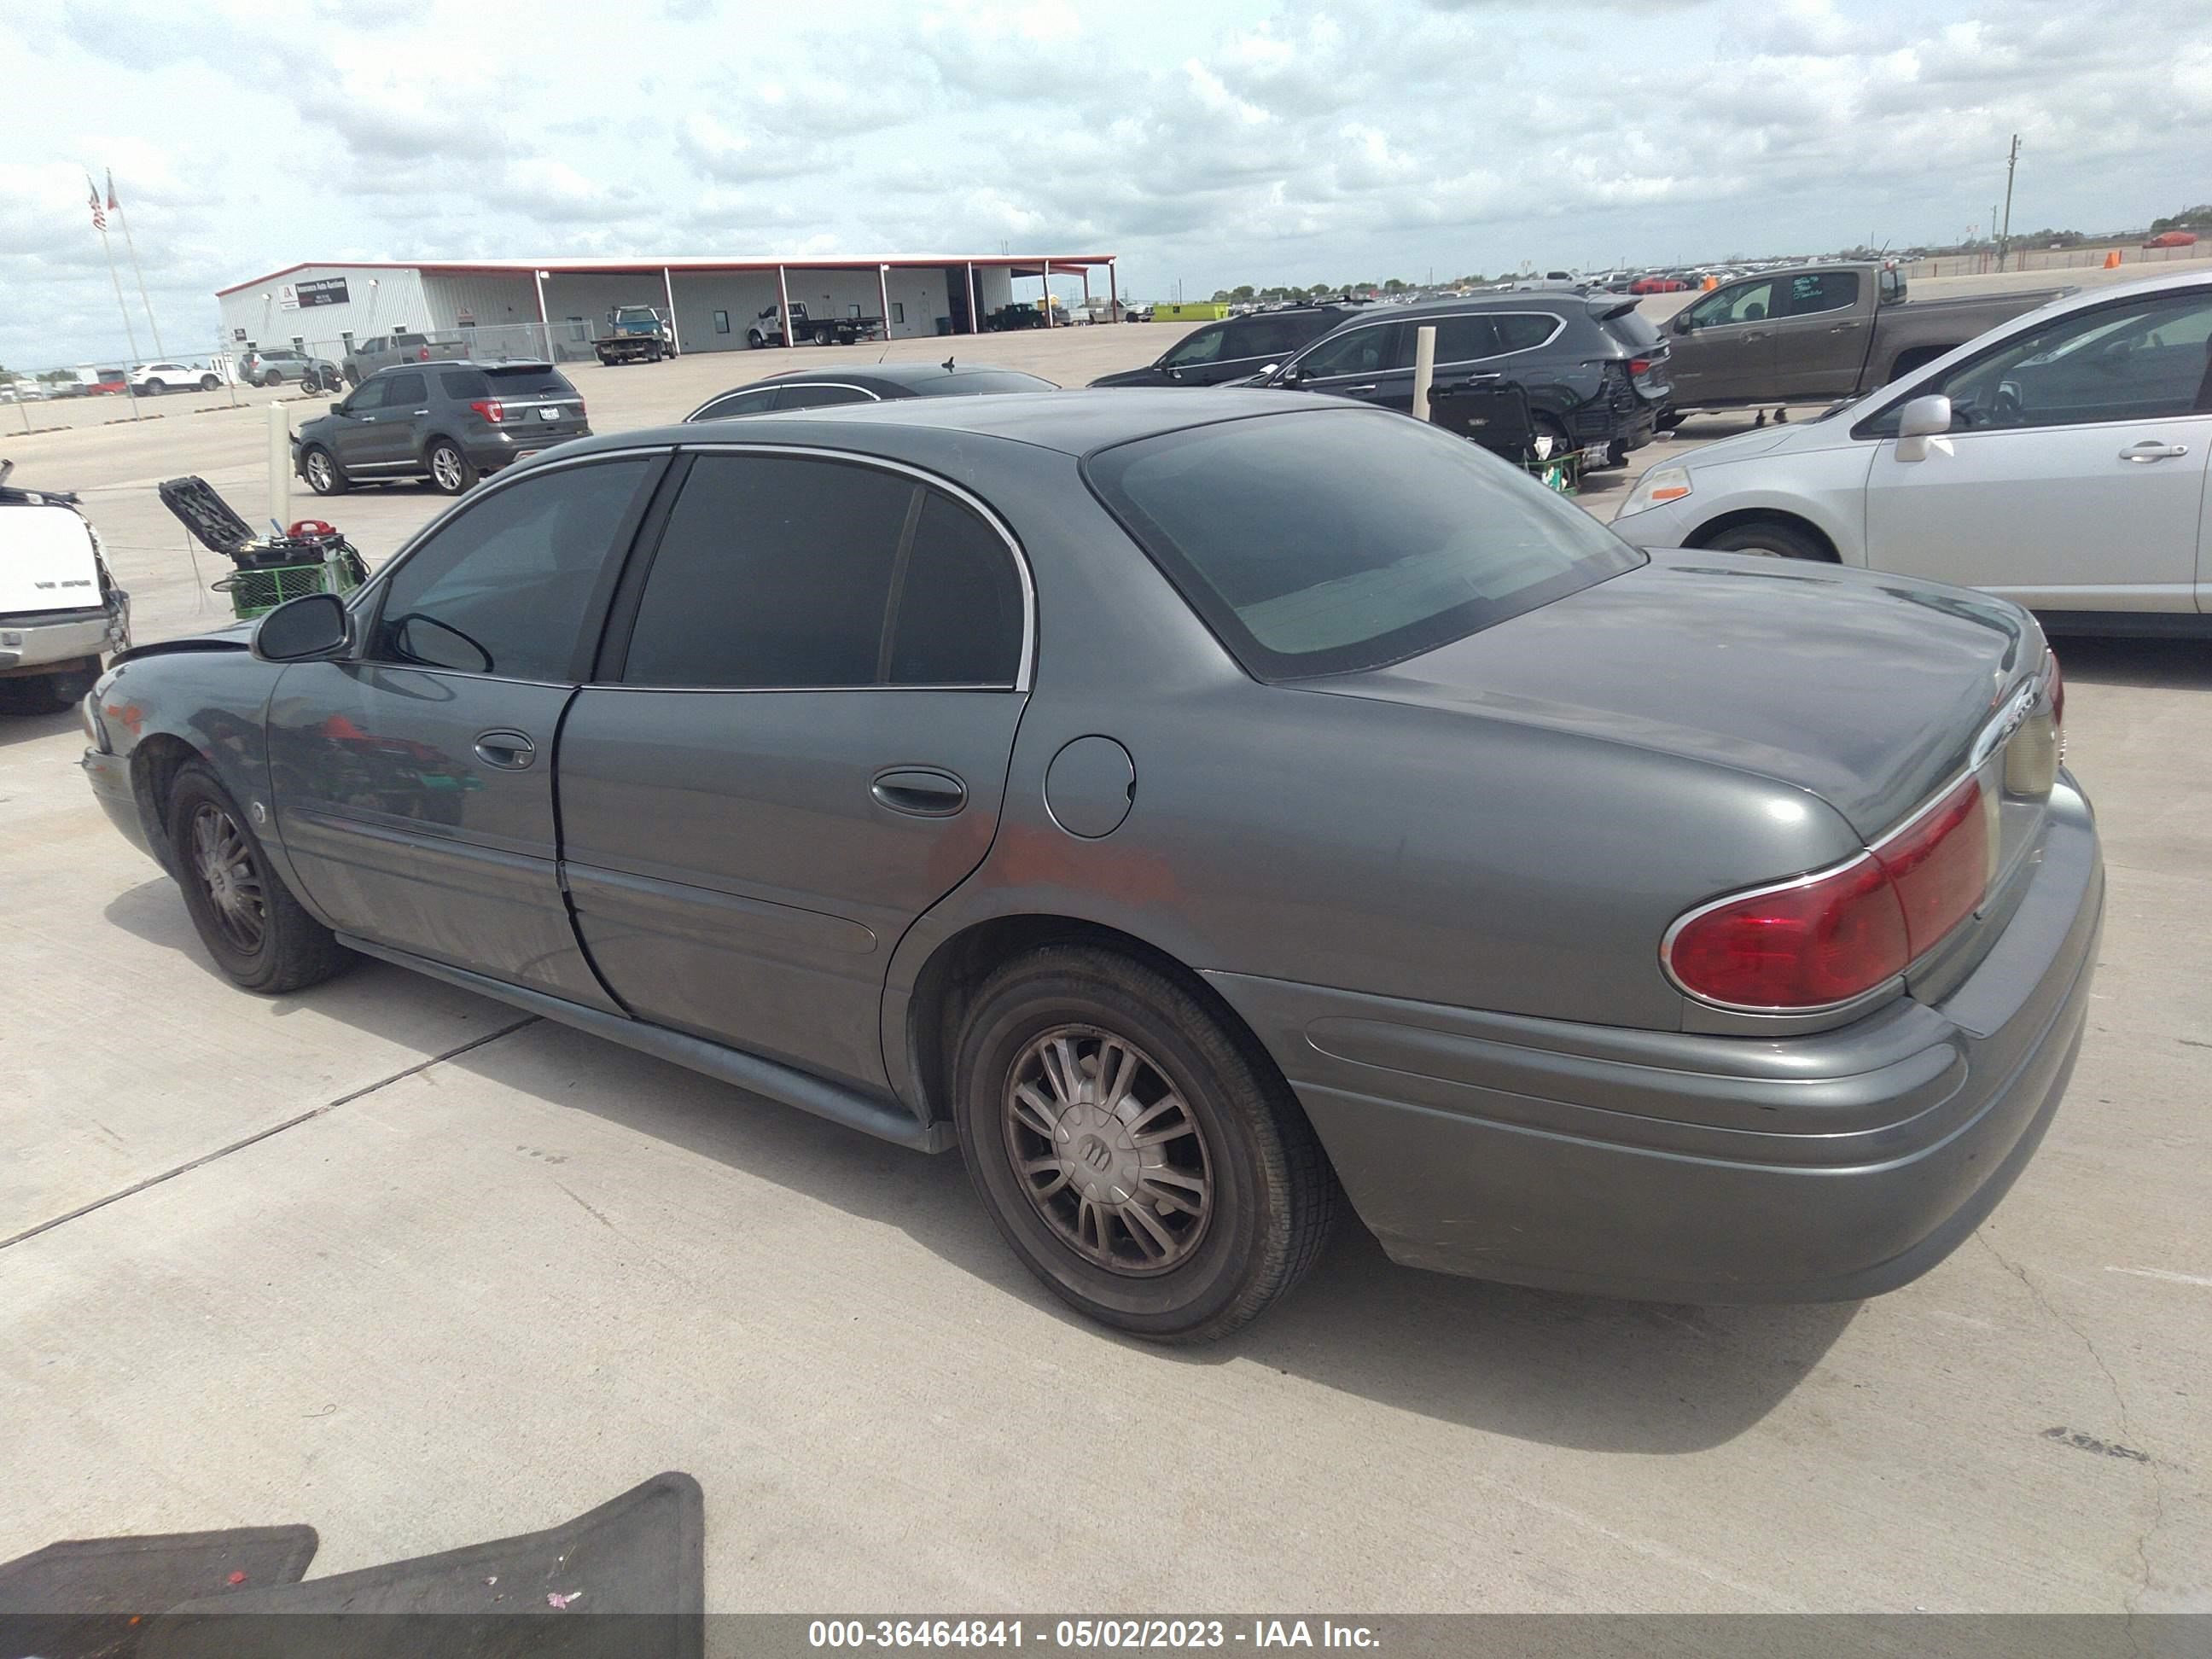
[293,361,591,496]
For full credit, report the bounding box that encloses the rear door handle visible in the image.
[474,730,536,770]
[2119,441,2189,462]
[871,767,966,818]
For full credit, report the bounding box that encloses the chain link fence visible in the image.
[1903,242,2204,280]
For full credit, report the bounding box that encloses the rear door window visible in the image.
[1429,314,1502,363]
[380,371,427,406]
[619,455,911,688]
[1784,271,1860,316]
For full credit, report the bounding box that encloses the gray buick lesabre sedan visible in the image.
[80,391,2101,1342]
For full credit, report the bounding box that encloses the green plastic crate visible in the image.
[213,559,361,620]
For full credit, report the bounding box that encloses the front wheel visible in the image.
[1701,519,1832,562]
[953,946,1338,1342]
[425,439,476,495]
[167,763,351,994]
[747,330,765,349]
[301,445,347,496]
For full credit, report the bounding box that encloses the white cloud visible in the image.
[0,0,2206,364]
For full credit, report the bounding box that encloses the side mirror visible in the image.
[1165,366,1183,381]
[1892,394,1953,463]
[1672,311,1694,335]
[253,591,349,662]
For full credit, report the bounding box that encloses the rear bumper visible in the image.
[1206,780,2103,1303]
[465,426,591,469]
[1,602,128,672]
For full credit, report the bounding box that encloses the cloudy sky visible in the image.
[1,0,2207,369]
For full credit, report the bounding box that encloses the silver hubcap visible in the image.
[432,449,463,489]
[1003,1026,1213,1276]
[191,803,265,954]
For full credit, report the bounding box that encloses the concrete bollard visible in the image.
[1411,324,1436,422]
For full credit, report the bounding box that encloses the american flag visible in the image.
[87,177,106,231]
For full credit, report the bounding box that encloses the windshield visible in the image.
[1085,409,1642,678]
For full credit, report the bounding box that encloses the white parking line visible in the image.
[2104,1266,2212,1288]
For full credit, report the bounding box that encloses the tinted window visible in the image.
[888,493,1022,685]
[775,383,876,410]
[370,458,655,679]
[1164,326,1226,367]
[345,378,388,412]
[1785,271,1859,316]
[1429,314,1501,362]
[1600,307,1662,351]
[621,456,912,688]
[1086,409,1639,679]
[933,370,1057,394]
[1231,317,1317,359]
[689,387,779,422]
[486,365,578,399]
[440,369,490,399]
[381,371,427,405]
[1295,322,1402,377]
[1493,313,1562,352]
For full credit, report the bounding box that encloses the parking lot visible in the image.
[3,300,2208,1615]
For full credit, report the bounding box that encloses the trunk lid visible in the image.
[1305,551,2041,841]
[2,503,103,615]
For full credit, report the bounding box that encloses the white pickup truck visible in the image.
[0,462,131,713]
[746,302,884,348]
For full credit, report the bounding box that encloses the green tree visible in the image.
[1382,277,1408,294]
[2150,204,2212,231]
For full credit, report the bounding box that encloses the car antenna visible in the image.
[941,356,955,373]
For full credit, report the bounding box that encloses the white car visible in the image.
[0,463,131,712]
[129,361,224,395]
[1612,271,2212,630]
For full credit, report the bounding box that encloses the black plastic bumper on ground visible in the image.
[1206,784,2104,1304]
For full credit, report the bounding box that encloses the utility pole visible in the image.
[1998,135,2021,272]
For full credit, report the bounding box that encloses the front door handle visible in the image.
[474,730,536,770]
[2119,441,2189,463]
[1344,383,1378,394]
[871,767,966,818]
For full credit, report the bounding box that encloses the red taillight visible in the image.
[1627,357,1651,376]
[1666,777,1991,1010]
[416,346,431,361]
[470,399,504,423]
[1873,777,1989,957]
[1666,856,1908,1010]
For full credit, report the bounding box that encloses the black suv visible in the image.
[293,361,591,496]
[1256,294,1672,465]
[1091,305,1353,388]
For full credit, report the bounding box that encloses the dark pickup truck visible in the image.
[1662,263,2065,414]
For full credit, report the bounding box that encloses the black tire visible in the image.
[952,946,1338,1342]
[166,762,350,994]
[1701,518,1833,562]
[139,381,161,397]
[301,445,347,496]
[199,375,219,391]
[262,370,283,388]
[1656,410,1685,432]
[747,330,765,349]
[425,438,476,495]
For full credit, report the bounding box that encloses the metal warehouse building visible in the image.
[216,251,1120,363]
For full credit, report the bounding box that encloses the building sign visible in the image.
[232,328,247,341]
[277,284,296,310]
[295,276,352,308]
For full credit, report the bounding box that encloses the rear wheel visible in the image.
[0,668,93,715]
[1701,518,1832,562]
[426,439,475,494]
[953,946,1338,1342]
[262,370,283,388]
[166,763,350,994]
[199,375,219,391]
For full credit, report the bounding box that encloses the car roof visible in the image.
[568,387,1373,462]
[368,359,558,376]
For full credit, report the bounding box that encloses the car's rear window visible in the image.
[940,371,1058,394]
[1085,409,1642,679]
[1598,306,1662,352]
[481,365,579,399]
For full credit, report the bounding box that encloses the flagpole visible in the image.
[108,172,166,358]
[88,175,143,419]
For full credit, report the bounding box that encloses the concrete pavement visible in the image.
[1,308,2207,1615]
